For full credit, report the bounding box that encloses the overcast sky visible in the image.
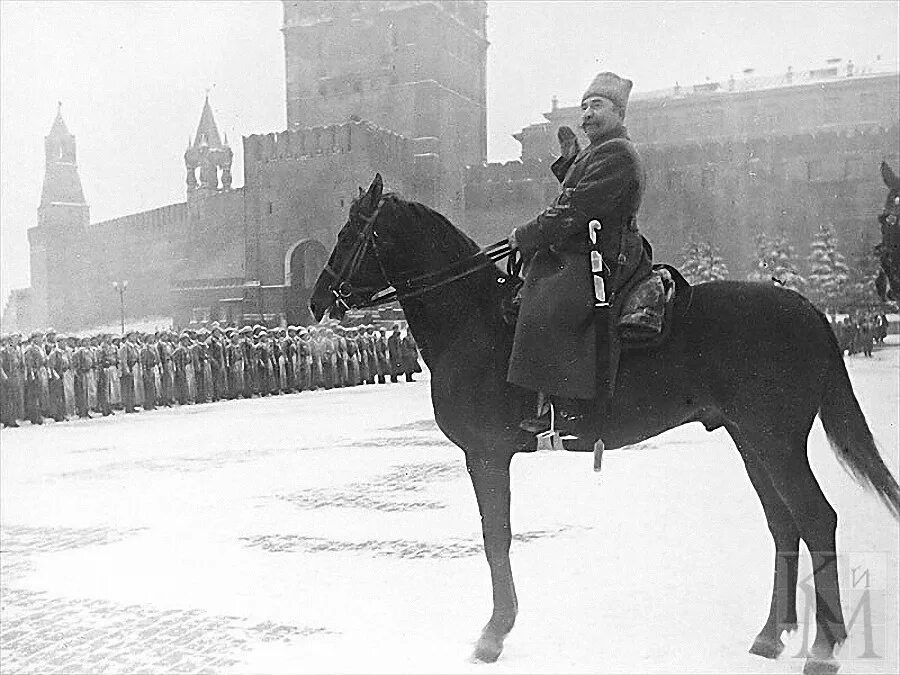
[2,0,898,304]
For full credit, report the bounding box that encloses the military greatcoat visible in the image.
[507,125,650,400]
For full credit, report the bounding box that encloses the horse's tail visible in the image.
[816,311,900,519]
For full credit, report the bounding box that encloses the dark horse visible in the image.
[876,161,900,302]
[310,174,900,675]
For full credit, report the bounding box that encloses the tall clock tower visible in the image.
[281,0,488,221]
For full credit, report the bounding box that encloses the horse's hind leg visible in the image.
[729,426,801,660]
[748,429,847,675]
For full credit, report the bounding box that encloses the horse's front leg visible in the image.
[466,450,517,663]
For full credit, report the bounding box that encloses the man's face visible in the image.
[580,96,621,143]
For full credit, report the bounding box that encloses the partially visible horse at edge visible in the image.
[309,174,900,675]
[876,161,900,302]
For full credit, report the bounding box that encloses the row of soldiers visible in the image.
[0,321,422,428]
[832,312,890,358]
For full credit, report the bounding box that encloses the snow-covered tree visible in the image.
[679,238,729,284]
[806,224,850,315]
[844,239,881,310]
[747,232,775,283]
[748,231,805,292]
[770,233,806,293]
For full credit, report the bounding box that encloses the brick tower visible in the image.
[281,0,488,222]
[184,95,233,196]
[28,102,91,330]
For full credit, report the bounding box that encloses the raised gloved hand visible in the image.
[557,125,580,160]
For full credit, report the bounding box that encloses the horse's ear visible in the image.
[881,162,900,189]
[358,186,365,198]
[367,173,384,204]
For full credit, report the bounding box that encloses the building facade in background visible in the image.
[467,59,899,281]
[2,1,897,333]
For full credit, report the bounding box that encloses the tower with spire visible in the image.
[29,102,91,329]
[184,95,232,194]
[39,101,89,221]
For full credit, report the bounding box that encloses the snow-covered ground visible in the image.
[1,346,898,674]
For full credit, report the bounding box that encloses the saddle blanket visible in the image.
[618,267,676,344]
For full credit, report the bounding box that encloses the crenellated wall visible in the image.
[77,202,188,330]
[243,121,412,180]
[242,120,417,293]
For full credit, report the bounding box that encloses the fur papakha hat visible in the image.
[582,71,633,112]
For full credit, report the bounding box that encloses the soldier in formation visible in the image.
[0,320,423,427]
[832,311,890,358]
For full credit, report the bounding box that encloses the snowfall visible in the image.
[1,343,898,674]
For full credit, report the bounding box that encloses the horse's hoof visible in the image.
[803,656,840,675]
[749,634,785,660]
[471,634,503,663]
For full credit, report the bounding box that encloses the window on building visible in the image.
[807,160,823,182]
[191,307,211,324]
[706,109,725,134]
[783,157,806,181]
[666,169,682,190]
[740,106,759,131]
[765,105,786,131]
[652,116,671,142]
[844,157,865,180]
[823,95,841,124]
[795,101,818,129]
[858,92,879,120]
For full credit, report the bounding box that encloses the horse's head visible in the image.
[876,162,900,301]
[309,172,483,322]
[309,174,390,322]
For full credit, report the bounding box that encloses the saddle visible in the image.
[618,264,689,350]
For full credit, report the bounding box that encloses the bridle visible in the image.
[874,191,900,301]
[321,197,517,312]
[878,193,900,232]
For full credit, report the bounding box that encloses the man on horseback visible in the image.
[508,71,654,434]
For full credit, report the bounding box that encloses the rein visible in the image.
[323,198,516,311]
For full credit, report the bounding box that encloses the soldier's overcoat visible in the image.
[507,125,650,399]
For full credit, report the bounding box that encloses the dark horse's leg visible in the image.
[729,426,801,659]
[466,451,517,663]
[745,428,847,675]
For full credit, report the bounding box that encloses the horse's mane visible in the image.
[380,193,481,261]
[377,193,507,327]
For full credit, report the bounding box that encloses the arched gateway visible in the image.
[284,239,328,325]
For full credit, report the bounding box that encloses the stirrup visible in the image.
[536,403,565,452]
